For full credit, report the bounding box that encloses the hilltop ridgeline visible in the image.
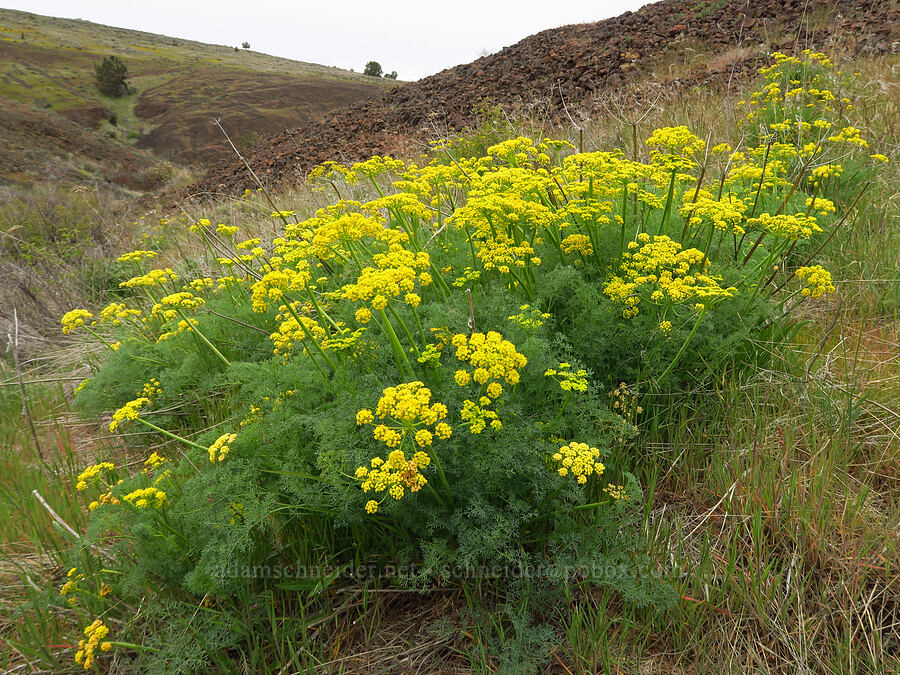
[188,0,897,199]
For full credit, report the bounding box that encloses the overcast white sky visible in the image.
[4,1,649,80]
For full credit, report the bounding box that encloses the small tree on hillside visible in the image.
[94,55,129,97]
[363,61,383,77]
[242,41,250,49]
[385,71,398,79]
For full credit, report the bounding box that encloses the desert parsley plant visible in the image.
[55,50,887,670]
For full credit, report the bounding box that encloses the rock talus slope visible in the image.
[189,0,897,198]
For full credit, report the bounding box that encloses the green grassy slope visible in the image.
[0,8,392,183]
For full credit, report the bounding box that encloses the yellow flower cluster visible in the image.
[321,327,367,355]
[99,302,141,325]
[140,378,162,399]
[366,192,433,223]
[117,249,157,262]
[122,486,167,509]
[76,462,115,491]
[416,342,443,367]
[61,309,94,334]
[209,433,237,462]
[304,210,384,259]
[561,233,593,256]
[604,484,629,501]
[795,265,835,298]
[150,292,205,322]
[341,243,431,310]
[251,266,312,313]
[187,277,215,292]
[452,266,482,288]
[551,442,605,484]
[747,212,822,240]
[507,304,551,330]
[805,197,836,216]
[808,164,842,187]
[355,449,431,512]
[827,126,868,148]
[156,318,198,343]
[451,331,527,386]
[87,490,120,511]
[144,451,166,470]
[109,397,149,432]
[680,190,748,236]
[74,619,111,670]
[358,381,451,449]
[604,235,735,317]
[646,126,705,157]
[120,268,178,289]
[351,155,407,179]
[486,136,554,167]
[59,567,83,605]
[460,397,501,434]
[544,363,589,392]
[449,168,556,273]
[270,309,326,356]
[307,160,358,188]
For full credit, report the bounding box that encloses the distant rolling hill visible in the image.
[0,8,394,188]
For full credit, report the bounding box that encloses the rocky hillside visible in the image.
[189,0,897,198]
[0,9,393,187]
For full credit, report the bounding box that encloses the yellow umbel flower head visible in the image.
[551,442,605,485]
[73,619,111,670]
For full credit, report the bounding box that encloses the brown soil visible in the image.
[59,103,111,129]
[187,0,898,199]
[0,98,155,190]
[133,69,387,166]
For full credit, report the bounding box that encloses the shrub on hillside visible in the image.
[94,55,129,97]
[364,60,383,77]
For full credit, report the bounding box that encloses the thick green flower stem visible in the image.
[428,263,452,300]
[134,417,209,453]
[305,287,340,331]
[424,481,448,509]
[427,447,453,503]
[506,267,534,301]
[701,221,716,265]
[106,642,162,653]
[387,304,421,357]
[530,497,613,529]
[411,306,428,345]
[83,326,118,353]
[748,142,772,219]
[157,508,191,548]
[368,176,386,198]
[658,169,678,236]
[655,306,706,386]
[551,392,573,427]
[462,225,479,270]
[571,499,612,513]
[345,240,367,272]
[378,308,413,377]
[174,308,231,368]
[618,183,629,259]
[533,483,567,518]
[282,303,336,373]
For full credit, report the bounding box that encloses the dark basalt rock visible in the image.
[185,0,898,201]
